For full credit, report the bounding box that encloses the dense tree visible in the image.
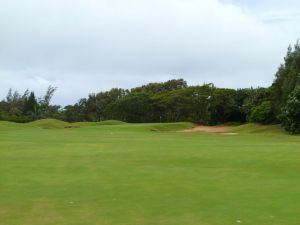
[151,85,213,123]
[271,42,300,117]
[0,86,60,122]
[280,75,300,133]
[38,86,59,118]
[23,92,38,117]
[249,101,274,124]
[0,80,272,125]
[235,87,272,123]
[62,88,128,122]
[105,93,152,122]
[63,99,88,122]
[209,88,240,125]
[95,88,128,121]
[131,79,187,94]
[267,41,300,132]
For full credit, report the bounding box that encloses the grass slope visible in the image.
[28,119,69,129]
[148,122,194,132]
[22,119,127,129]
[230,123,285,134]
[0,122,300,225]
[1,119,191,131]
[74,120,127,127]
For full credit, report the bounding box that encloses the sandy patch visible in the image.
[182,125,233,133]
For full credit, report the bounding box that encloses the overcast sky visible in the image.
[0,0,299,105]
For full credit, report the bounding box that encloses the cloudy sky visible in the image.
[0,0,299,105]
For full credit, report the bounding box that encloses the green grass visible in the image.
[74,120,128,127]
[230,123,285,134]
[28,119,69,129]
[20,119,127,129]
[1,120,300,225]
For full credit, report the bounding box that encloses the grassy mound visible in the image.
[1,120,286,135]
[74,120,127,127]
[28,119,69,129]
[1,119,127,129]
[98,120,127,125]
[230,123,284,134]
[0,121,24,129]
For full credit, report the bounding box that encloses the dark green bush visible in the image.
[249,101,274,124]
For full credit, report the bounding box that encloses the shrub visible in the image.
[249,101,274,124]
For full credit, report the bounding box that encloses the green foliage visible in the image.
[131,79,187,94]
[236,87,272,122]
[1,79,272,125]
[280,81,300,134]
[271,42,300,116]
[209,88,240,125]
[270,42,300,133]
[249,101,274,124]
[23,92,38,119]
[63,88,128,122]
[151,85,213,124]
[0,86,60,123]
[38,86,60,119]
[105,93,152,122]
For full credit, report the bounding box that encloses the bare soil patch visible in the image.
[182,125,232,133]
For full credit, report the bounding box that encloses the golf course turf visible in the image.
[1,119,300,225]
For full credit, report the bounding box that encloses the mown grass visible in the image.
[0,120,300,225]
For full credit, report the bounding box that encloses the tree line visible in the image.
[0,80,273,125]
[1,42,300,133]
[0,86,60,123]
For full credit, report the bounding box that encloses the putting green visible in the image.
[0,120,300,225]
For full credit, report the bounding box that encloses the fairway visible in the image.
[1,120,300,225]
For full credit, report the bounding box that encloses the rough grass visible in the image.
[1,121,300,225]
[148,122,194,132]
[28,119,69,129]
[74,120,127,127]
[1,119,191,131]
[24,119,126,129]
[0,121,23,129]
[230,123,285,134]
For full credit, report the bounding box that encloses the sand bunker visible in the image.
[182,125,233,133]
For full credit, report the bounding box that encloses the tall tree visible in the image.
[271,42,300,117]
[23,92,38,117]
[280,75,300,133]
[39,86,58,118]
